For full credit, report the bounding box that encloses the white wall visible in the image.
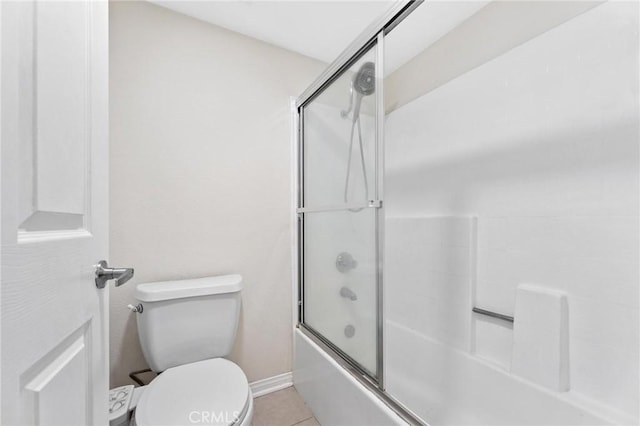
[109,1,325,387]
[384,2,638,424]
[384,1,602,111]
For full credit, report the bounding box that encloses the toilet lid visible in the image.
[135,358,250,426]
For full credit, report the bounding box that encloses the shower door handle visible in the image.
[95,260,135,289]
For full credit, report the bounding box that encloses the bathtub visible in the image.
[294,323,636,426]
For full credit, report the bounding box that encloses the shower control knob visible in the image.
[336,252,357,273]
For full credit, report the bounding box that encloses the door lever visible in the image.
[95,260,134,289]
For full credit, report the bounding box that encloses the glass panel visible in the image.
[303,47,377,208]
[383,2,639,425]
[303,208,377,376]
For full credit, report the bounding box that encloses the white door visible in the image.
[1,1,110,425]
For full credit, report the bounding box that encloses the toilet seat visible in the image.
[135,358,252,426]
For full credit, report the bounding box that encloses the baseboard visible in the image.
[249,372,293,398]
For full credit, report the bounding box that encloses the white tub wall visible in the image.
[384,1,638,424]
[109,1,327,387]
[385,216,477,354]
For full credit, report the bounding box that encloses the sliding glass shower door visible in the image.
[298,41,382,379]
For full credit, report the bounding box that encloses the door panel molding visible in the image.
[16,1,93,240]
[21,323,92,426]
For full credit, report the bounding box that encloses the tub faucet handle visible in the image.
[340,286,358,301]
[336,252,357,273]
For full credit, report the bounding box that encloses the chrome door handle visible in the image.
[95,260,134,289]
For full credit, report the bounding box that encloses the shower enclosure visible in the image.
[298,33,384,382]
[294,1,639,425]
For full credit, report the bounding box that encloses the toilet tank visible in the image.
[134,275,242,372]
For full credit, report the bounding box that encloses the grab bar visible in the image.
[472,307,514,323]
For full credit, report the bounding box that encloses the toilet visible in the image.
[132,274,253,426]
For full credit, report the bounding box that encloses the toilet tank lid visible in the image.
[135,274,242,302]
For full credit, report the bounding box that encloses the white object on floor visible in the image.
[108,385,145,426]
[109,385,134,426]
[511,284,570,392]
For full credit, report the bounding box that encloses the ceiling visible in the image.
[149,1,396,64]
[149,1,491,75]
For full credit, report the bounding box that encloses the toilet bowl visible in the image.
[134,359,253,426]
[131,275,252,426]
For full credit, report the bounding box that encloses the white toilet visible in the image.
[132,274,253,426]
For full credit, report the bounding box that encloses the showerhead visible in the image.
[341,62,376,121]
[348,61,375,122]
[353,62,375,96]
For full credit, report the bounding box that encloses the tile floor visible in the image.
[252,386,320,426]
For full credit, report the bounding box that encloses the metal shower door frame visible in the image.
[293,1,425,424]
[295,34,382,385]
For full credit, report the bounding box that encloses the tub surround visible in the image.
[383,2,638,422]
